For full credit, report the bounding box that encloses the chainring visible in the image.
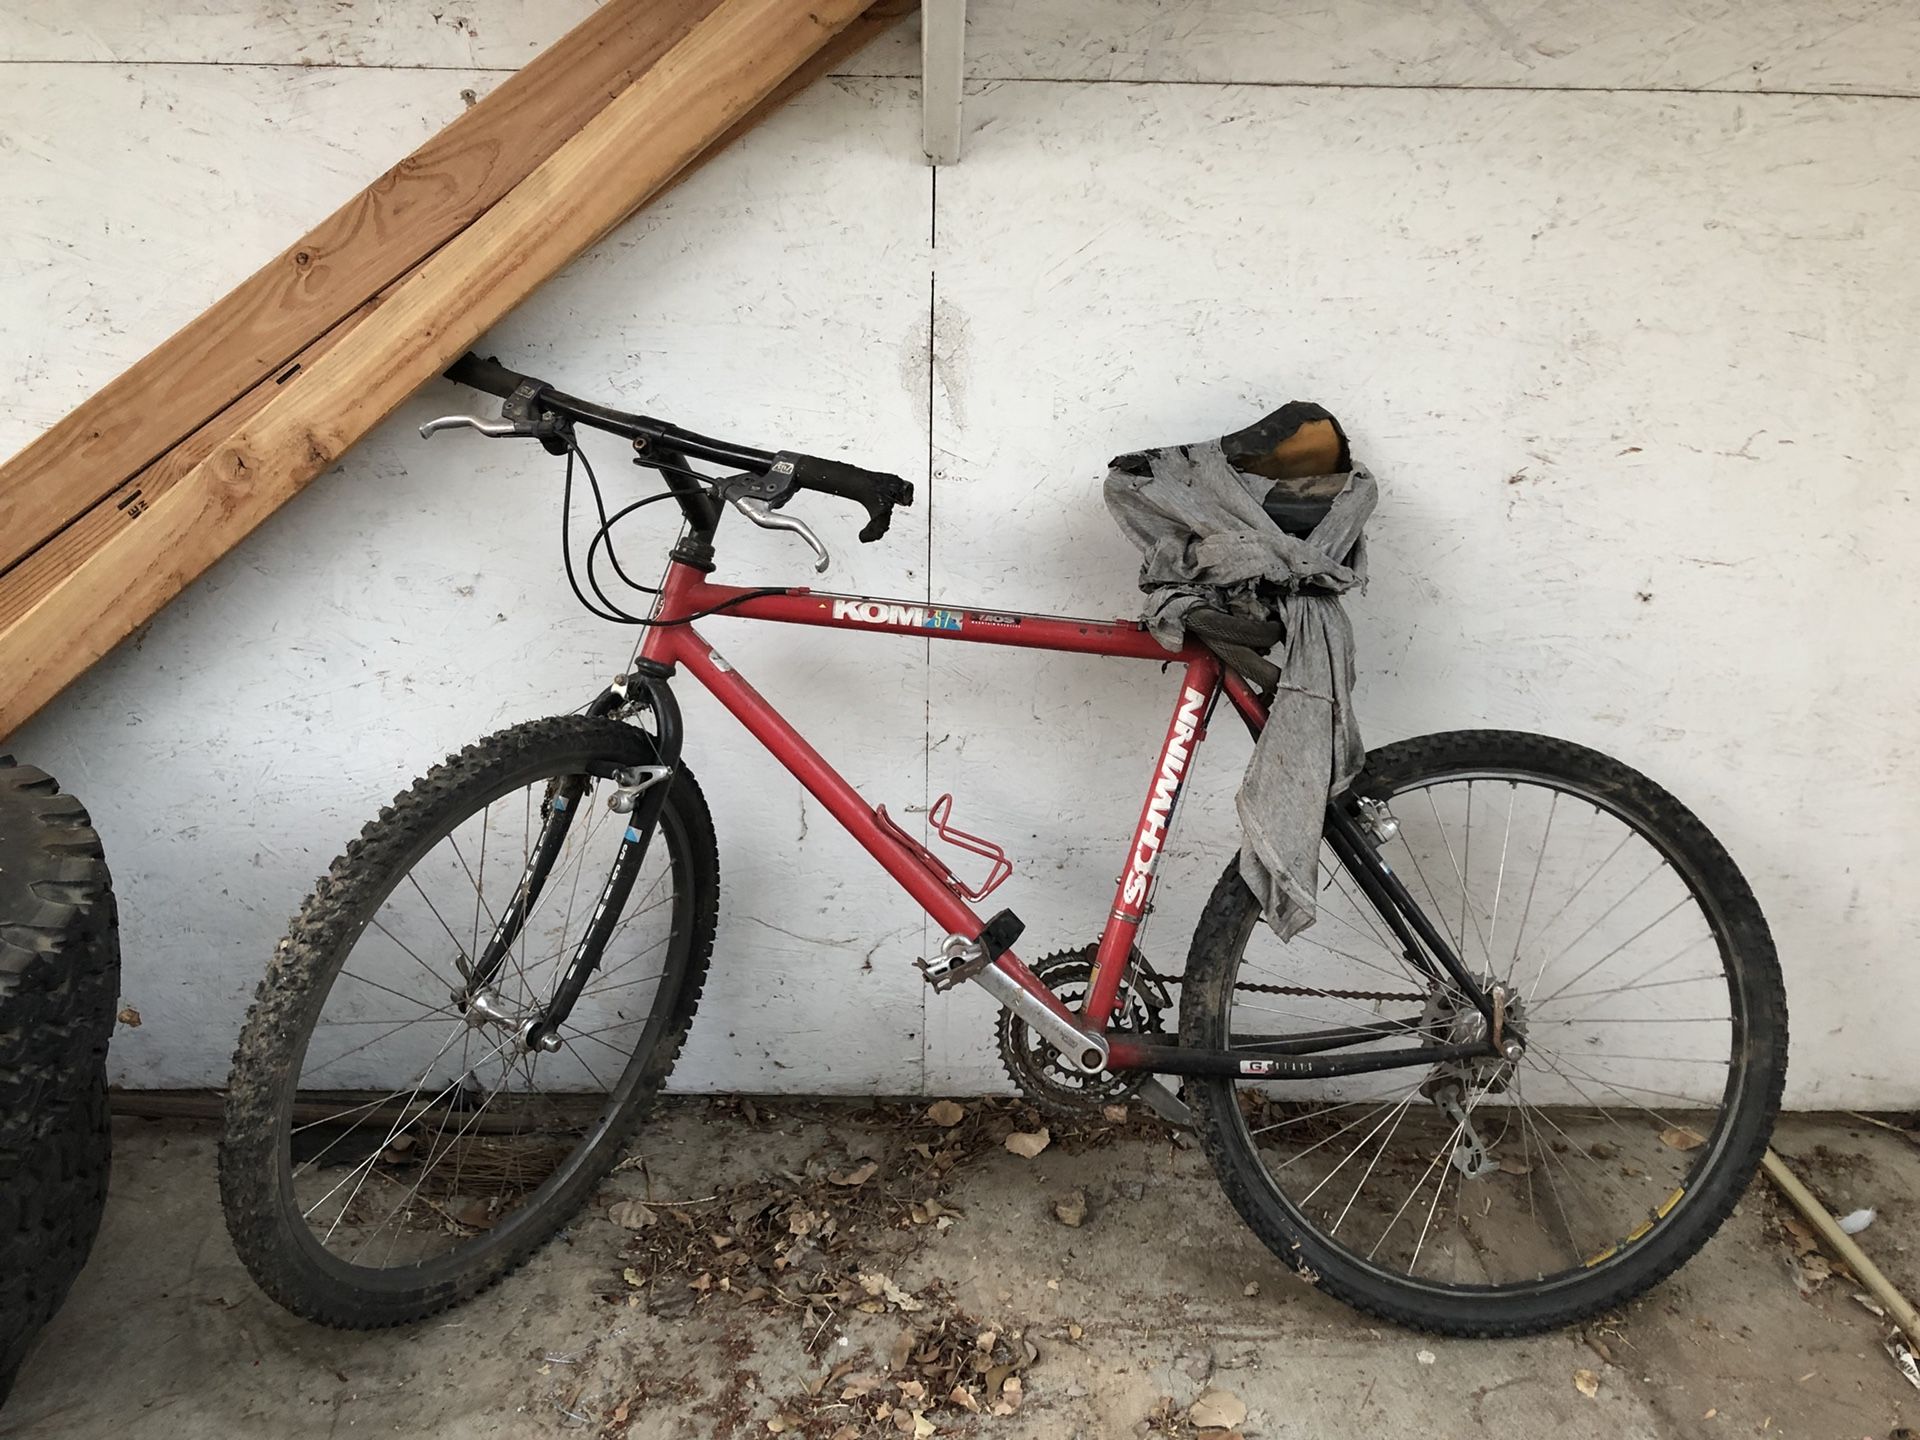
[994,946,1164,1118]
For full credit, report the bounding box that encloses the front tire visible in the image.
[1181,730,1787,1335]
[220,716,717,1328]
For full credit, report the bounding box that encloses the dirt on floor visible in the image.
[2,1106,1917,1440]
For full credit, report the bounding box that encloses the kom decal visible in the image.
[831,599,963,631]
[1122,686,1207,907]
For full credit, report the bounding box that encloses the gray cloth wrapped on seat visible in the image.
[1104,407,1376,938]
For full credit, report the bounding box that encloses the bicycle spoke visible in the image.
[1530,884,1686,1007]
[1484,782,1517,967]
[404,870,472,972]
[303,1003,461,1079]
[1331,1090,1418,1236]
[1502,788,1558,982]
[368,917,459,993]
[450,809,494,962]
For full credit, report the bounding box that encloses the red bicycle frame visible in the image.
[633,560,1272,1071]
[622,554,1498,1090]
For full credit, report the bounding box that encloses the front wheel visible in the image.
[1181,730,1787,1335]
[220,715,717,1328]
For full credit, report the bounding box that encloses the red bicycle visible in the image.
[220,356,1787,1337]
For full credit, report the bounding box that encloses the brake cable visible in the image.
[558,438,782,629]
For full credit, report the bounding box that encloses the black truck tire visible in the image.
[0,757,120,1403]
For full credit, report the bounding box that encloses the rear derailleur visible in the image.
[1419,974,1528,1179]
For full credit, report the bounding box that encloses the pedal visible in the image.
[916,909,1024,993]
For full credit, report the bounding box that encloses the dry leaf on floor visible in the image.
[950,1385,980,1412]
[857,1272,925,1313]
[1005,1128,1051,1158]
[1781,1214,1819,1255]
[1188,1388,1247,1429]
[1053,1191,1087,1227]
[1243,1282,1260,1297]
[117,1006,142,1028]
[925,1100,966,1127]
[830,1428,860,1440]
[830,1161,879,1187]
[1102,1104,1129,1123]
[1574,1368,1601,1399]
[1498,1154,1533,1175]
[607,1200,656,1229]
[1659,1126,1706,1151]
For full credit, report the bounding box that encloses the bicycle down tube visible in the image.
[631,562,1498,1083]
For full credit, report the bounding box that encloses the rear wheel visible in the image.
[1181,730,1787,1335]
[220,715,717,1328]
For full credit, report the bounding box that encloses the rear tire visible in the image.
[0,758,118,1400]
[1181,730,1787,1335]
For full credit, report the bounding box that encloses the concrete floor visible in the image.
[3,1107,1916,1440]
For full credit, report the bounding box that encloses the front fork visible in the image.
[455,676,684,1052]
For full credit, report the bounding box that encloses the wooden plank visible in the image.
[0,304,380,638]
[0,1,907,637]
[0,0,722,576]
[0,0,876,740]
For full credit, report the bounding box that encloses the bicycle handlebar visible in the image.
[443,352,914,544]
[775,453,916,543]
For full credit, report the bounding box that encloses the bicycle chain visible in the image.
[1231,979,1425,1003]
[1138,963,1422,1005]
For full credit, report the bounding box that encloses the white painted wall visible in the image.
[3,2,1915,1105]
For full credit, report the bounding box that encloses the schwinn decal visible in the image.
[969,611,1022,626]
[1239,1059,1279,1076]
[1121,686,1206,907]
[831,599,963,631]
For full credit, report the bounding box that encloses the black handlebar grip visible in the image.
[779,453,915,543]
[445,352,542,400]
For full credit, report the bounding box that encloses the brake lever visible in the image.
[729,495,830,573]
[418,414,530,440]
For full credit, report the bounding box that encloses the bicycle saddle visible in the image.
[1111,401,1351,538]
